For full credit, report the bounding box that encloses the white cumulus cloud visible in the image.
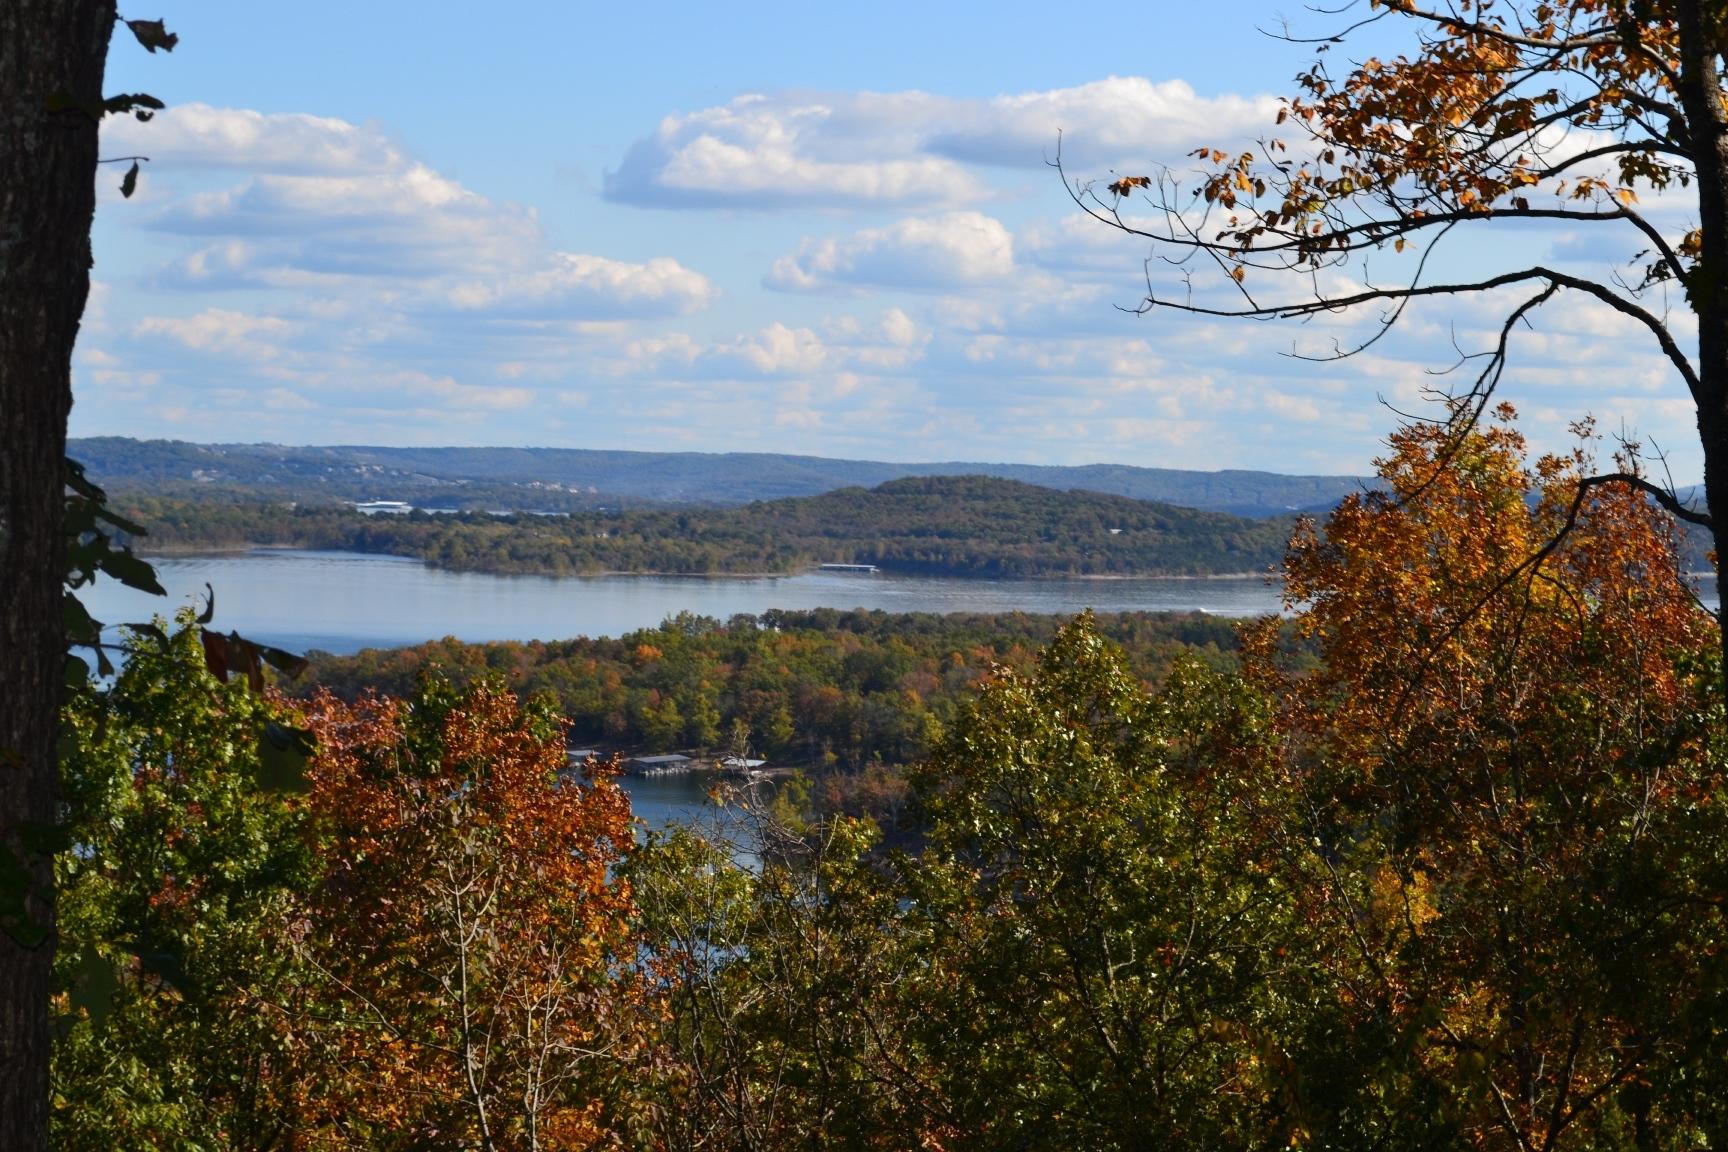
[118,104,713,321]
[925,77,1278,169]
[445,254,716,318]
[605,79,1278,210]
[766,212,1015,293]
[103,103,405,175]
[605,93,970,210]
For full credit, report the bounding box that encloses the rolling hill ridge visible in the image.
[118,474,1296,579]
[73,436,1370,518]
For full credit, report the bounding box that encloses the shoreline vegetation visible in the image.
[298,605,1254,832]
[132,539,1278,583]
[60,417,1728,1149]
[113,473,1297,580]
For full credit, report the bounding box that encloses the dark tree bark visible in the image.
[0,2,115,1146]
[1674,0,1728,686]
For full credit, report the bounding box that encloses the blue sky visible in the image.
[74,1,1700,477]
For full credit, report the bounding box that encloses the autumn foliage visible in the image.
[1088,1,1728,697]
[1195,1,1691,259]
[1244,409,1725,1149]
[1265,407,1710,791]
[292,681,651,1149]
[49,409,1728,1151]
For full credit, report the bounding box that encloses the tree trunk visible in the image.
[0,2,115,1146]
[1674,2,1728,697]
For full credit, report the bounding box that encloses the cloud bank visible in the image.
[604,78,1280,210]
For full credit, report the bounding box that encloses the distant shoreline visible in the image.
[132,542,1280,582]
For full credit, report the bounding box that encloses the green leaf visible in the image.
[125,18,180,53]
[91,502,150,537]
[124,621,170,650]
[64,592,116,677]
[64,458,103,500]
[65,654,91,691]
[63,592,101,647]
[66,948,121,1028]
[259,723,316,793]
[104,550,166,596]
[259,643,310,680]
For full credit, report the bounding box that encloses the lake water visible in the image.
[622,769,777,845]
[80,548,1292,655]
[76,548,1718,840]
[80,549,1288,843]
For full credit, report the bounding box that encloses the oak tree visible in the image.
[1085,0,1728,673]
[1245,410,1726,1149]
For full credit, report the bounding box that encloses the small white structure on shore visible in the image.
[353,500,412,515]
[630,753,692,775]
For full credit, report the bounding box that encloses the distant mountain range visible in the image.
[71,437,1372,519]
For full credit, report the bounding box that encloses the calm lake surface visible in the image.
[79,548,1719,835]
[617,770,790,846]
[82,549,1294,655]
[81,549,1287,837]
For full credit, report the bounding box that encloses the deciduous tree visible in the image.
[294,678,652,1150]
[632,814,927,1151]
[901,615,1302,1150]
[52,616,317,1149]
[1085,0,1728,676]
[1246,410,1726,1149]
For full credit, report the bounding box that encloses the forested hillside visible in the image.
[117,475,1295,577]
[72,435,1370,516]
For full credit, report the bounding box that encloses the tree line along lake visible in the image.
[76,548,1720,833]
[78,549,1291,835]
